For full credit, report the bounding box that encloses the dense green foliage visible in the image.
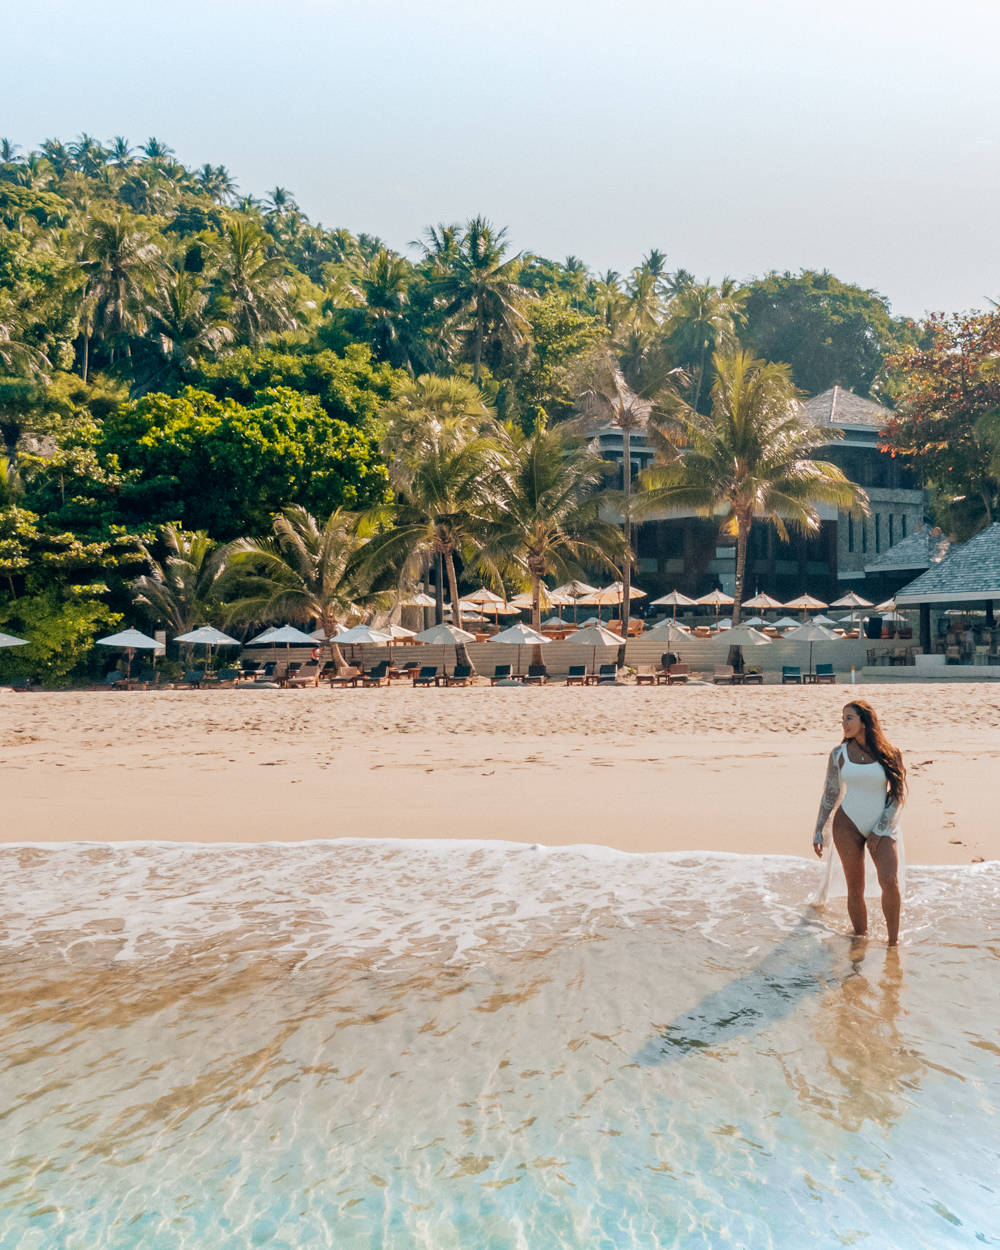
[0,129,939,680]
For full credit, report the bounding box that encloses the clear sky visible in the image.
[5,0,1000,319]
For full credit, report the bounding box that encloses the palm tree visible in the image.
[663,279,747,411]
[148,271,233,376]
[479,421,625,664]
[1,139,21,163]
[362,403,501,670]
[141,138,175,163]
[226,507,385,670]
[80,211,163,380]
[331,247,422,371]
[639,350,869,624]
[213,218,294,347]
[195,164,239,204]
[131,526,234,636]
[69,134,110,177]
[436,217,533,382]
[109,137,134,167]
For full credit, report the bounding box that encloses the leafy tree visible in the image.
[147,270,233,381]
[193,343,401,425]
[640,351,867,623]
[362,405,502,669]
[0,583,119,687]
[101,386,390,537]
[226,506,387,669]
[740,270,918,398]
[479,420,624,663]
[513,294,606,424]
[435,217,534,383]
[881,311,1000,537]
[131,525,234,634]
[80,211,163,379]
[662,279,746,412]
[212,217,294,346]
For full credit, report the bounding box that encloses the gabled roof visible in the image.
[896,524,1000,604]
[803,386,889,430]
[864,527,950,574]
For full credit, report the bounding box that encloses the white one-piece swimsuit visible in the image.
[839,756,889,837]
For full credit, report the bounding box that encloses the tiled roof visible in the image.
[896,523,1000,603]
[803,386,890,430]
[864,528,951,574]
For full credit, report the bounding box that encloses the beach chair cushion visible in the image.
[524,665,547,684]
[713,665,735,684]
[490,664,512,685]
[182,671,204,685]
[782,666,802,683]
[445,665,472,685]
[413,666,438,685]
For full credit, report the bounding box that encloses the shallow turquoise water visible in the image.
[1,842,998,1248]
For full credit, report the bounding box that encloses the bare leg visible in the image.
[867,834,900,947]
[833,808,868,937]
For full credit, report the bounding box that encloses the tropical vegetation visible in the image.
[0,129,988,683]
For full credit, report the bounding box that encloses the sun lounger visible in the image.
[667,663,689,685]
[412,666,439,687]
[744,667,764,685]
[444,664,472,686]
[329,666,362,687]
[812,663,835,684]
[214,668,242,687]
[490,664,514,685]
[180,670,206,688]
[523,665,547,685]
[318,661,338,682]
[782,666,803,684]
[288,662,321,687]
[713,664,735,685]
[4,676,34,691]
[597,663,618,684]
[92,671,125,690]
[565,665,587,686]
[240,660,261,679]
[361,661,390,688]
[260,661,278,680]
[635,665,656,685]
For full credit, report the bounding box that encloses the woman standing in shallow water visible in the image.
[813,701,907,946]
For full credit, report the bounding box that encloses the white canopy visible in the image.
[0,631,29,648]
[491,623,550,645]
[552,580,600,598]
[173,626,240,645]
[566,624,621,646]
[697,589,735,606]
[830,591,874,608]
[96,627,161,649]
[246,625,317,645]
[642,619,691,642]
[771,616,802,629]
[784,621,838,641]
[333,625,393,644]
[741,593,785,610]
[651,590,698,607]
[723,625,773,646]
[413,623,476,644]
[404,592,437,607]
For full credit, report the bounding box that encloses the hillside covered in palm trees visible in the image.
[0,132,937,682]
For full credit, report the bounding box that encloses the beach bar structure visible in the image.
[896,523,1000,652]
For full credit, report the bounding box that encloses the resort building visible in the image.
[568,381,926,604]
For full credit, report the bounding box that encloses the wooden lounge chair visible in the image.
[260,661,278,680]
[523,665,547,685]
[240,660,261,680]
[412,666,439,687]
[813,663,835,684]
[329,666,362,687]
[180,670,206,688]
[92,671,125,690]
[288,662,321,687]
[713,664,735,685]
[361,661,390,688]
[565,665,587,686]
[667,663,690,685]
[490,664,513,685]
[635,665,656,686]
[318,660,338,682]
[4,676,34,692]
[215,668,242,687]
[782,666,803,684]
[597,663,618,684]
[744,667,764,685]
[399,661,422,681]
[444,664,472,687]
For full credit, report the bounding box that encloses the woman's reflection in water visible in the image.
[783,945,924,1133]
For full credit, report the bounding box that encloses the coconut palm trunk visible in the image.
[529,556,545,666]
[732,510,751,626]
[443,547,474,672]
[618,427,633,666]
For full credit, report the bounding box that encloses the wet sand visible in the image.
[2,684,996,863]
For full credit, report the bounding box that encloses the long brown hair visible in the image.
[843,700,907,805]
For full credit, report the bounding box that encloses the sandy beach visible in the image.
[2,682,997,864]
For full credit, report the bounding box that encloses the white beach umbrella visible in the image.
[875,598,897,613]
[309,627,328,641]
[96,626,161,680]
[812,614,837,626]
[245,626,279,645]
[742,616,765,626]
[247,625,316,646]
[830,591,874,609]
[541,616,565,629]
[566,623,621,679]
[404,592,437,607]
[697,589,735,606]
[724,624,773,646]
[173,625,240,669]
[643,619,691,643]
[490,622,550,678]
[651,590,698,620]
[784,620,838,677]
[332,624,393,672]
[741,592,785,612]
[414,623,476,644]
[771,616,802,629]
[0,631,29,647]
[386,624,417,639]
[783,592,829,620]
